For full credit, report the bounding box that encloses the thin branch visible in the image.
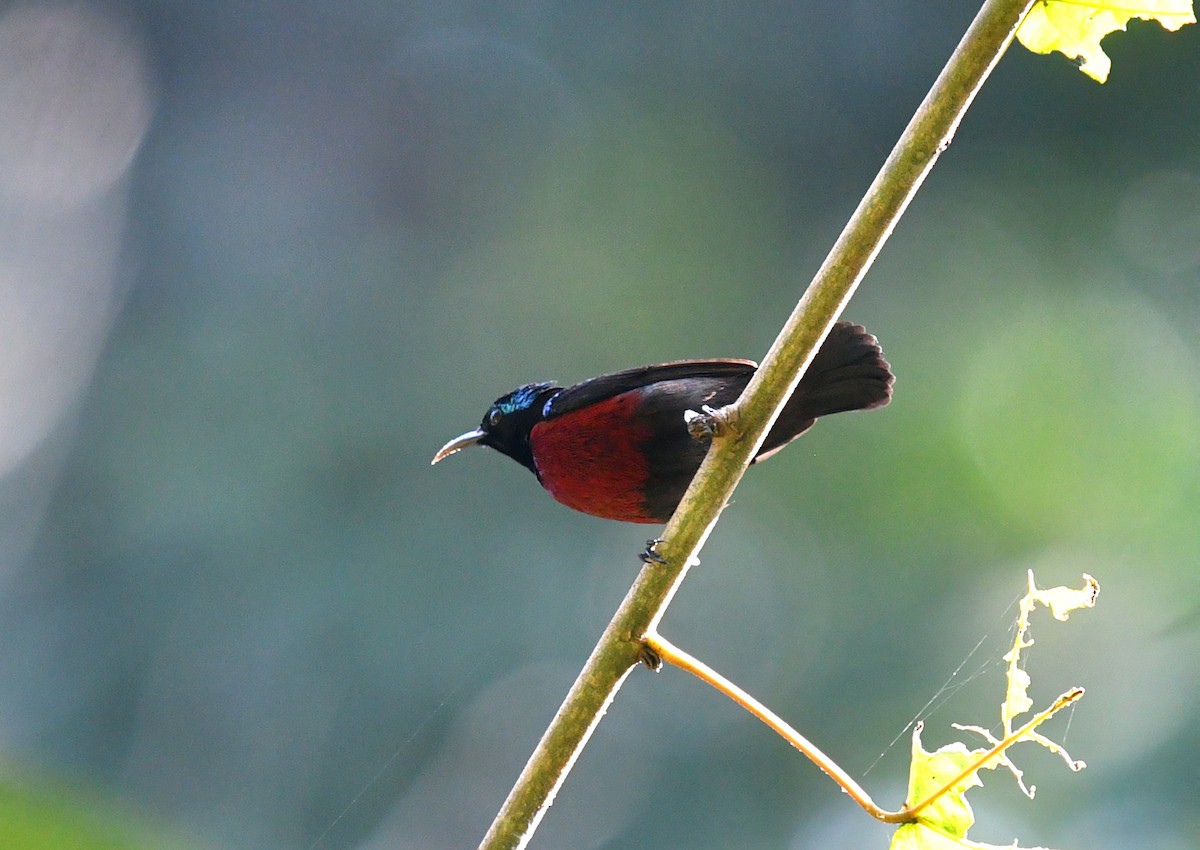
[647,634,1085,826]
[644,633,907,824]
[477,2,1036,847]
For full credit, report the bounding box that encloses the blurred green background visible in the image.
[0,3,1197,849]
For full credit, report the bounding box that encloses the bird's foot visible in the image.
[685,404,733,441]
[638,642,663,671]
[639,538,667,564]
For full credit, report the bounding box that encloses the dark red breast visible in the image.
[529,389,659,522]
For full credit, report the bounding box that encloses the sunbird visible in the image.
[433,321,893,524]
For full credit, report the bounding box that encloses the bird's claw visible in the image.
[685,405,732,441]
[640,538,667,564]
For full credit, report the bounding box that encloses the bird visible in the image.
[431,321,893,524]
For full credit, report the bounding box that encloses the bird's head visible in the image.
[431,382,558,473]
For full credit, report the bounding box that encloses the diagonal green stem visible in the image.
[476,2,1035,848]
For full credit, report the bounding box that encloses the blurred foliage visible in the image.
[0,773,186,850]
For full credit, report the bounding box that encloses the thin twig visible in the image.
[647,634,1084,826]
[644,633,907,824]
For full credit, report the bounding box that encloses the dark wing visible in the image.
[544,359,758,420]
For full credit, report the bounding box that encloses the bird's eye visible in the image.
[487,408,503,427]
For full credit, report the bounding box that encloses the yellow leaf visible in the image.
[906,727,984,839]
[892,821,1047,849]
[893,573,1096,849]
[1029,573,1099,622]
[1017,0,1196,82]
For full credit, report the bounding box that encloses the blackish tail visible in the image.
[755,321,894,461]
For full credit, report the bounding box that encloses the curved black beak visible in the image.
[431,428,487,465]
